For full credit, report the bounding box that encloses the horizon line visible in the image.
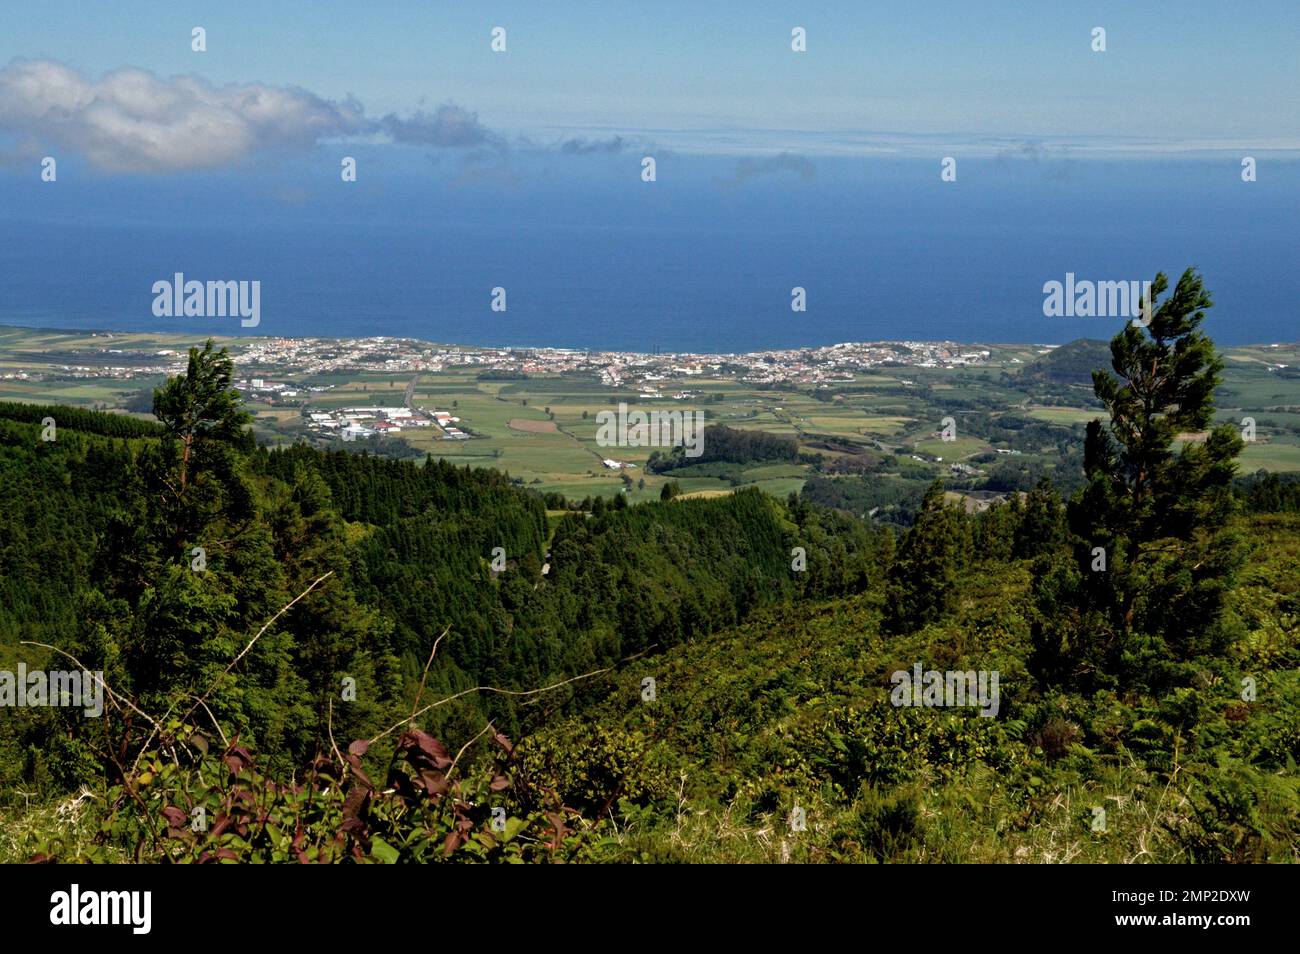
[3,322,1297,360]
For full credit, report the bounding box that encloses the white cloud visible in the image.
[0,58,367,172]
[378,105,501,149]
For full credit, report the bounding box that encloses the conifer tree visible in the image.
[1014,477,1066,559]
[1032,269,1245,689]
[884,480,964,634]
[87,341,286,741]
[147,340,254,554]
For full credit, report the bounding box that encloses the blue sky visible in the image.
[2,0,1298,166]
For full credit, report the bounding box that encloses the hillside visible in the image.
[1018,338,1111,389]
[513,514,1299,862]
[2,278,1298,865]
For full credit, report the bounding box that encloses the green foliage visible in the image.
[2,300,1296,865]
[0,400,164,438]
[801,473,932,526]
[1034,269,1247,692]
[476,506,1297,864]
[649,424,798,473]
[514,722,674,816]
[0,359,889,813]
[883,481,968,634]
[1237,470,1300,513]
[20,722,600,864]
[1018,338,1111,389]
[828,786,923,862]
[1167,759,1300,863]
[779,702,1009,790]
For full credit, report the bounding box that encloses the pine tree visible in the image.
[85,342,287,746]
[1014,477,1066,559]
[1032,269,1245,689]
[883,480,964,634]
[153,341,249,489]
[147,340,254,555]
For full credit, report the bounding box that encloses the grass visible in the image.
[1239,441,1300,472]
[912,437,988,459]
[5,325,1300,498]
[1026,406,1099,424]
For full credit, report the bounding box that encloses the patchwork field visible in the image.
[3,328,1298,506]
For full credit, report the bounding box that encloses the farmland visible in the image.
[2,326,1297,509]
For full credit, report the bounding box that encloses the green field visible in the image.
[912,436,989,459]
[1027,406,1100,425]
[4,327,1300,508]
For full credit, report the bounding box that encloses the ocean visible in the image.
[0,156,1295,350]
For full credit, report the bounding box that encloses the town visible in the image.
[3,333,1003,396]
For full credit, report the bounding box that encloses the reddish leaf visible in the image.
[345,757,374,790]
[341,783,370,823]
[223,745,254,774]
[418,769,449,797]
[160,805,188,829]
[546,811,569,850]
[401,729,452,769]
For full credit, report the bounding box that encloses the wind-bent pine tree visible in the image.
[1032,268,1245,689]
[87,342,290,744]
[147,340,255,556]
[153,340,250,490]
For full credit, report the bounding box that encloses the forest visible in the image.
[0,269,1296,863]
